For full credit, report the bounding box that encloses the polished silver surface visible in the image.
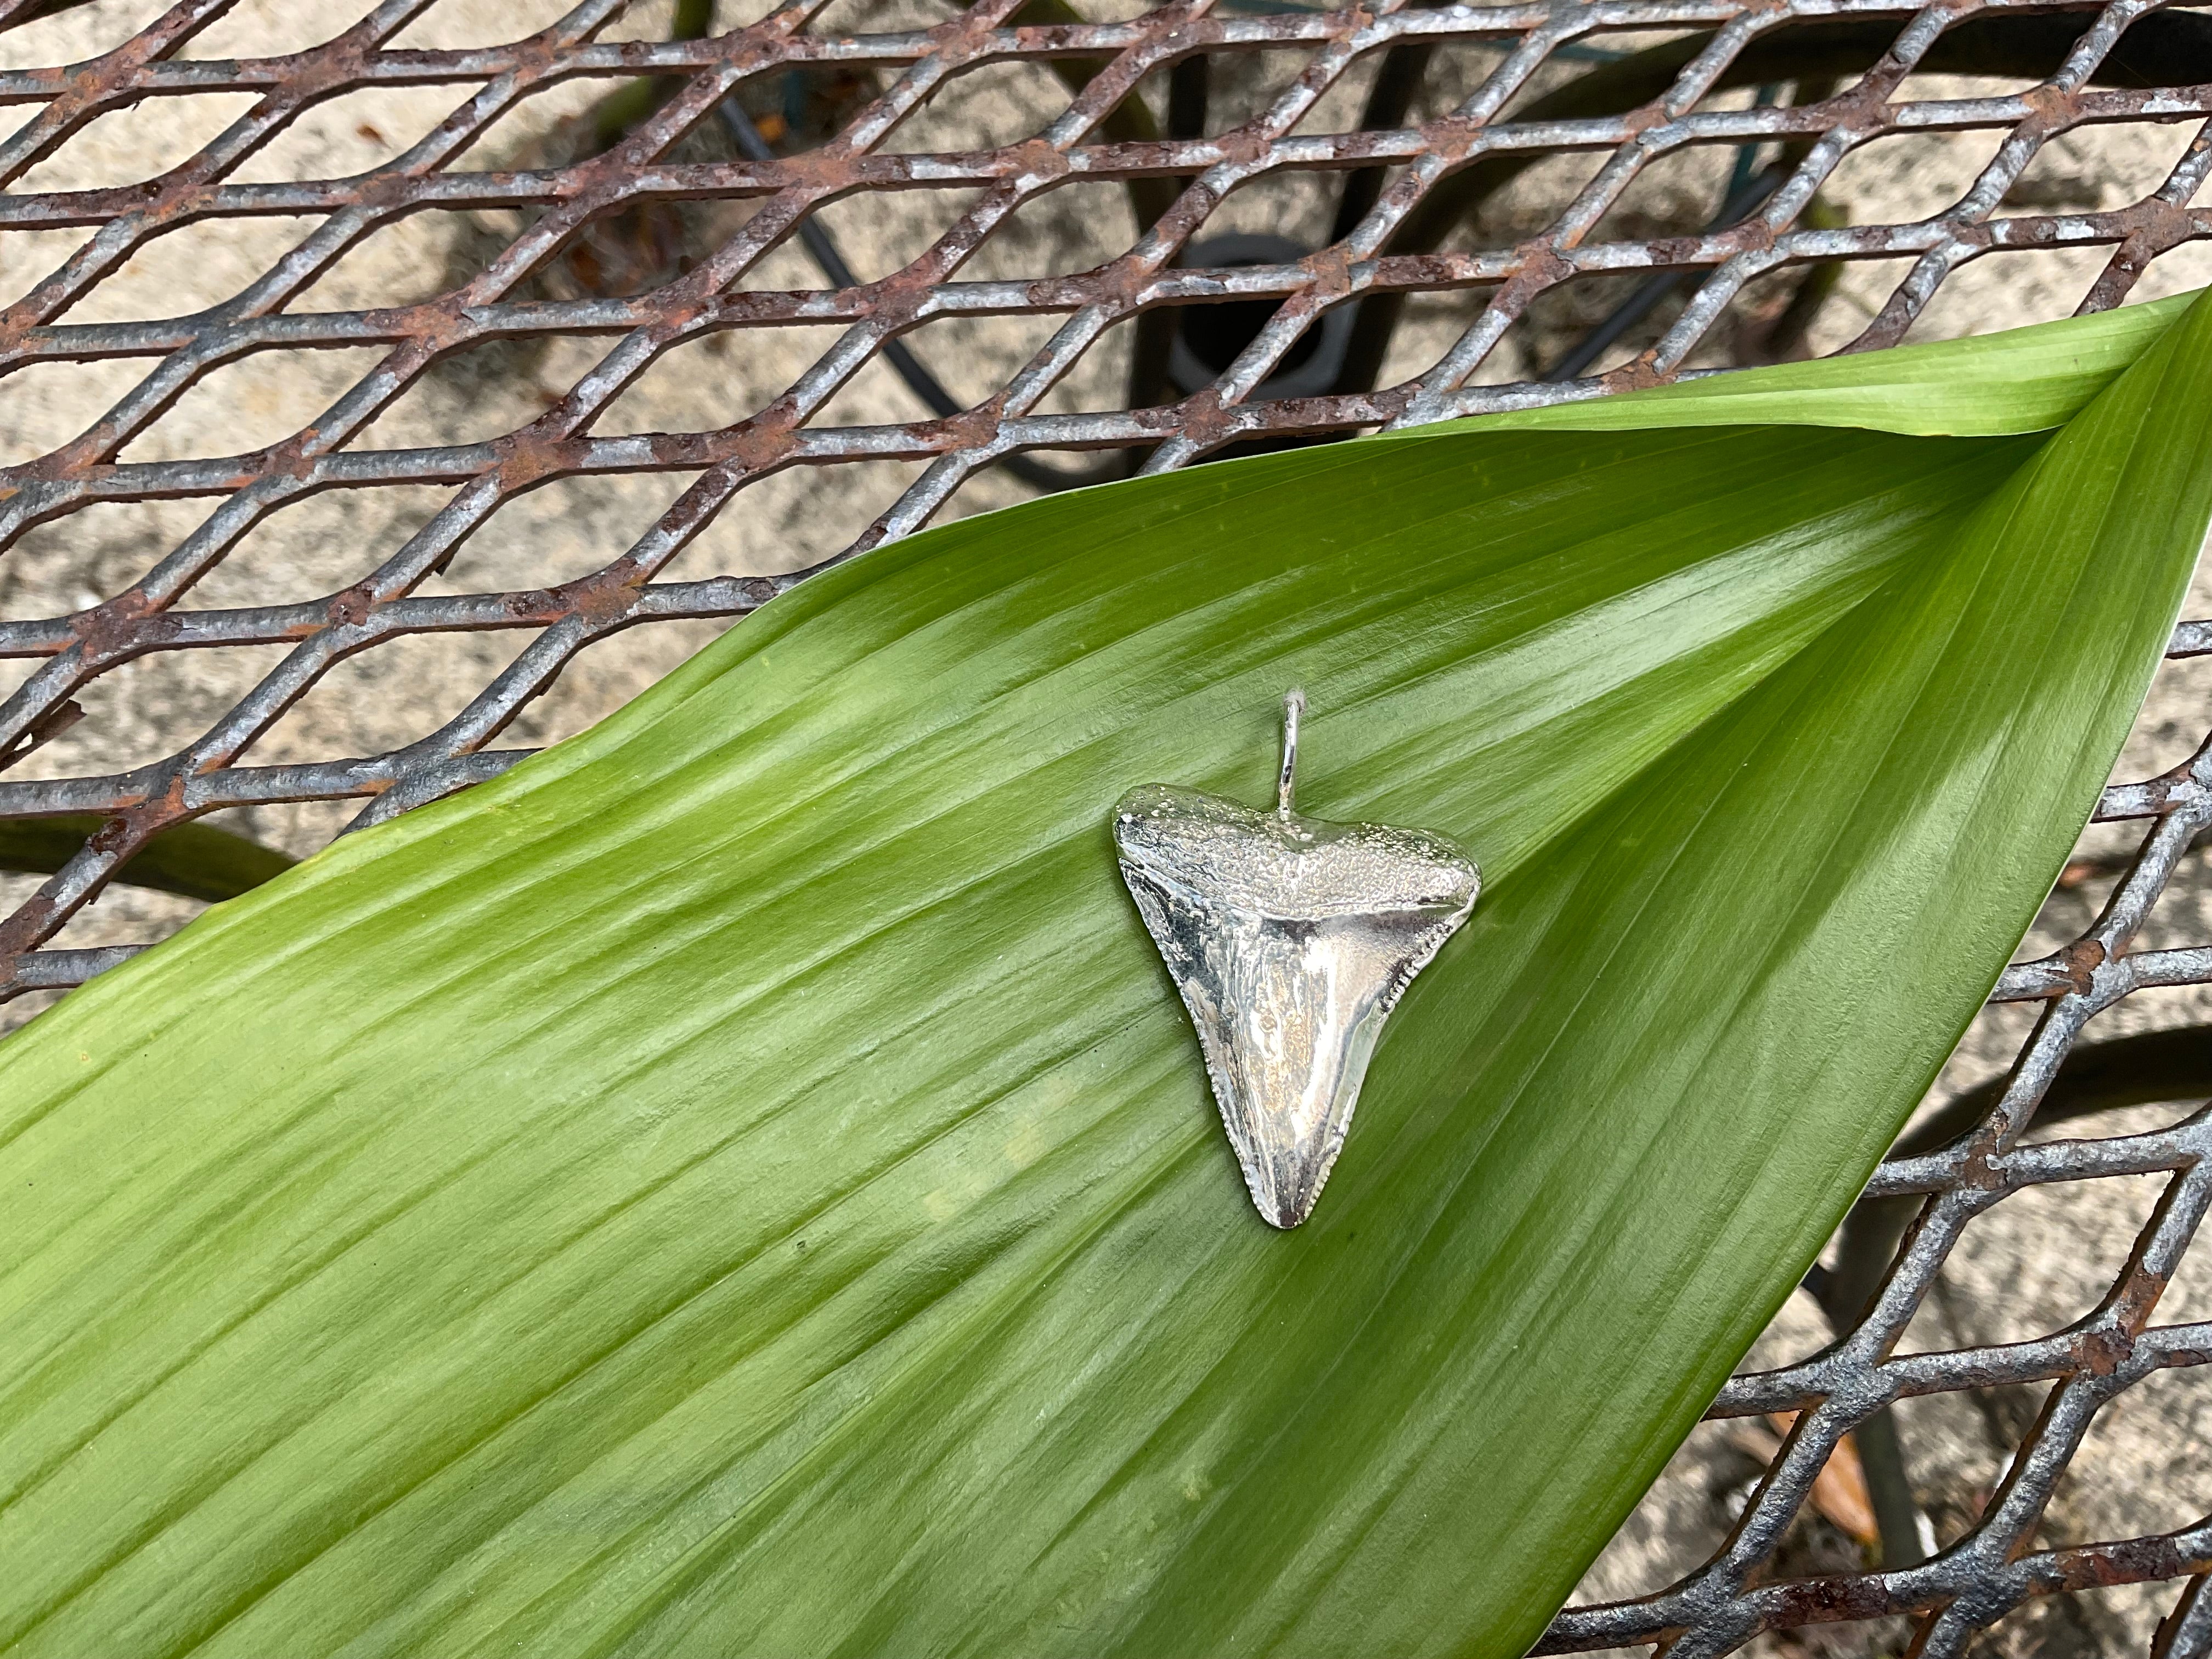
[1113,694,1480,1228]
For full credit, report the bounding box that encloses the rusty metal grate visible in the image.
[3,0,2212,1649]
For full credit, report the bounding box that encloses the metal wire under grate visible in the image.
[3,0,2212,1651]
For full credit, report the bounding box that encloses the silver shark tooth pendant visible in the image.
[1113,691,1480,1229]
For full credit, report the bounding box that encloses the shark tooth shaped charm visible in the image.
[1113,691,1480,1228]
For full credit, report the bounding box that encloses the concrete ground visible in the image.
[2,2,2209,1652]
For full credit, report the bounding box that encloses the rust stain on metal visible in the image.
[1604,354,1671,393]
[69,594,178,662]
[490,431,569,493]
[1300,241,1355,300]
[726,416,800,472]
[1491,243,1577,315]
[2110,1264,2172,1334]
[326,586,376,631]
[1008,136,1073,183]
[80,814,127,856]
[2057,937,2108,996]
[2078,1323,2134,1376]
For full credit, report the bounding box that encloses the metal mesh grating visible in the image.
[2,0,2212,1650]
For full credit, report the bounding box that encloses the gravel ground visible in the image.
[3,3,2210,1652]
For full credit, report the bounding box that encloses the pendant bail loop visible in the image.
[1278,687,1304,817]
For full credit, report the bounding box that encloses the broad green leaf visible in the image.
[3,291,2209,1658]
[1424,287,2197,439]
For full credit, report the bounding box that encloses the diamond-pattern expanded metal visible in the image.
[3,0,2210,1650]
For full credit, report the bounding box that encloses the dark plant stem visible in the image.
[0,0,100,24]
[590,0,717,155]
[1541,166,1783,382]
[1167,53,1211,182]
[1852,1410,1929,1567]
[0,815,295,904]
[1113,7,1207,465]
[1751,193,1849,362]
[1330,37,1438,246]
[1014,0,1177,229]
[1541,72,1844,380]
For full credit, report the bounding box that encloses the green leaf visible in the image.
[0,816,295,905]
[3,291,2209,1658]
[1439,286,2196,439]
